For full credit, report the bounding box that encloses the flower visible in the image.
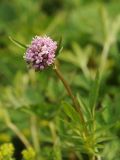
[24,36,57,71]
[0,143,14,159]
[22,148,36,160]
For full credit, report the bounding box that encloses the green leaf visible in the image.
[89,71,100,116]
[77,93,91,119]
[53,138,62,160]
[56,37,63,57]
[95,136,116,144]
[9,36,27,49]
[62,101,80,123]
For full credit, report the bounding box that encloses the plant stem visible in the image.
[99,15,120,78]
[3,109,31,148]
[89,154,102,160]
[49,122,62,160]
[53,64,87,136]
[89,154,96,160]
[99,40,110,78]
[30,115,40,159]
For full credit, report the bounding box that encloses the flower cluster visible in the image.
[22,148,36,160]
[24,36,57,71]
[0,143,14,160]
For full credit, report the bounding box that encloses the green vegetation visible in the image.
[0,0,120,159]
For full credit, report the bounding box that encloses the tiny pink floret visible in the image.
[24,36,57,71]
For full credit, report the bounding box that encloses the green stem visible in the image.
[53,64,87,136]
[90,155,101,160]
[30,115,40,159]
[3,109,31,148]
[49,122,62,160]
[99,40,110,78]
[90,156,95,160]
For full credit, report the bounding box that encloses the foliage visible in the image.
[0,0,120,160]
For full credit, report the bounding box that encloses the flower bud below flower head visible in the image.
[23,36,57,71]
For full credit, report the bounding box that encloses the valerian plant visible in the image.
[9,34,115,160]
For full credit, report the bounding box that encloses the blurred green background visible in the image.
[0,0,120,159]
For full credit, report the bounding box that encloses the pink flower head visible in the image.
[24,36,57,71]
